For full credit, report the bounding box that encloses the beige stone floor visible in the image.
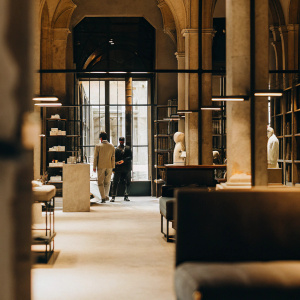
[31,196,176,300]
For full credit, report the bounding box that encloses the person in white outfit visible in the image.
[267,126,279,168]
[93,132,115,203]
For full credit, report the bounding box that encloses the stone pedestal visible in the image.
[63,164,90,212]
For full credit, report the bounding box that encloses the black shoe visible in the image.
[124,196,130,201]
[110,197,115,202]
[101,199,106,203]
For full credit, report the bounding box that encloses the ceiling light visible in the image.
[32,96,58,101]
[254,90,282,97]
[201,107,221,111]
[34,103,62,107]
[177,110,193,114]
[212,96,247,101]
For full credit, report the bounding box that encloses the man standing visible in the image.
[93,132,115,203]
[111,137,132,202]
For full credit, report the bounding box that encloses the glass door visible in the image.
[80,78,150,186]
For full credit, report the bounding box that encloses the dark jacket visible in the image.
[114,145,132,172]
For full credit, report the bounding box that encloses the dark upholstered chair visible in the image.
[175,188,300,300]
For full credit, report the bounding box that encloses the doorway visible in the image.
[80,78,151,195]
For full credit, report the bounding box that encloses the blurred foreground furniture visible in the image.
[159,165,226,242]
[175,188,300,300]
[32,184,56,263]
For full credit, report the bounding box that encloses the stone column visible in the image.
[254,0,269,186]
[182,29,199,165]
[201,28,215,165]
[278,25,289,88]
[125,77,133,147]
[225,0,268,186]
[287,24,299,84]
[52,28,70,101]
[269,26,283,88]
[175,52,185,133]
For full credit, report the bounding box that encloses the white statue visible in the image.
[173,132,186,165]
[267,125,279,168]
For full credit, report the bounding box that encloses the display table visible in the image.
[63,163,90,212]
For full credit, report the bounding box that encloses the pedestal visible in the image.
[63,164,90,212]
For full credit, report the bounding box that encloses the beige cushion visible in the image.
[32,185,56,202]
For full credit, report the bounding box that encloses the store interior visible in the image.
[1,0,300,299]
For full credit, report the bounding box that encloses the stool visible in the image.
[159,197,175,242]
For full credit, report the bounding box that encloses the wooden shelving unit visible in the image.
[271,81,300,185]
[153,100,178,197]
[42,107,82,196]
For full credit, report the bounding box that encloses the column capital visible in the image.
[278,25,288,35]
[269,26,281,41]
[53,28,71,40]
[287,24,300,32]
[181,28,198,37]
[175,52,185,59]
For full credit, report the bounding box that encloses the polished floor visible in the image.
[32,196,176,300]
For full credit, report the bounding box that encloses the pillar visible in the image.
[182,29,199,165]
[226,0,268,185]
[175,52,185,133]
[201,28,215,165]
[52,28,70,101]
[125,77,133,147]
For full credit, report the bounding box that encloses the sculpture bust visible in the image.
[267,126,279,168]
[173,132,185,165]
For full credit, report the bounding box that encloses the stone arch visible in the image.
[289,0,300,24]
[160,0,187,53]
[268,0,287,90]
[52,0,77,28]
[269,0,286,26]
[203,0,218,28]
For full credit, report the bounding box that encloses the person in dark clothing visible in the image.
[111,137,132,202]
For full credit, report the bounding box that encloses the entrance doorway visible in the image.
[79,78,151,195]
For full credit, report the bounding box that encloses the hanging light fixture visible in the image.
[32,96,59,101]
[254,90,283,97]
[212,96,248,102]
[34,103,62,107]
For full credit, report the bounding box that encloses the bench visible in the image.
[175,187,300,300]
[159,165,226,242]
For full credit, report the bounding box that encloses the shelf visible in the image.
[278,159,284,162]
[285,160,292,163]
[48,166,63,168]
[154,179,165,184]
[285,111,292,114]
[155,149,172,153]
[285,135,292,138]
[154,165,166,169]
[46,118,67,121]
[294,160,300,163]
[154,134,172,138]
[277,136,283,139]
[32,233,56,245]
[295,133,300,137]
[46,135,81,138]
[48,151,66,153]
[275,114,283,117]
[48,181,63,183]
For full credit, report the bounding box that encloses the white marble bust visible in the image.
[173,132,185,165]
[267,126,279,168]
